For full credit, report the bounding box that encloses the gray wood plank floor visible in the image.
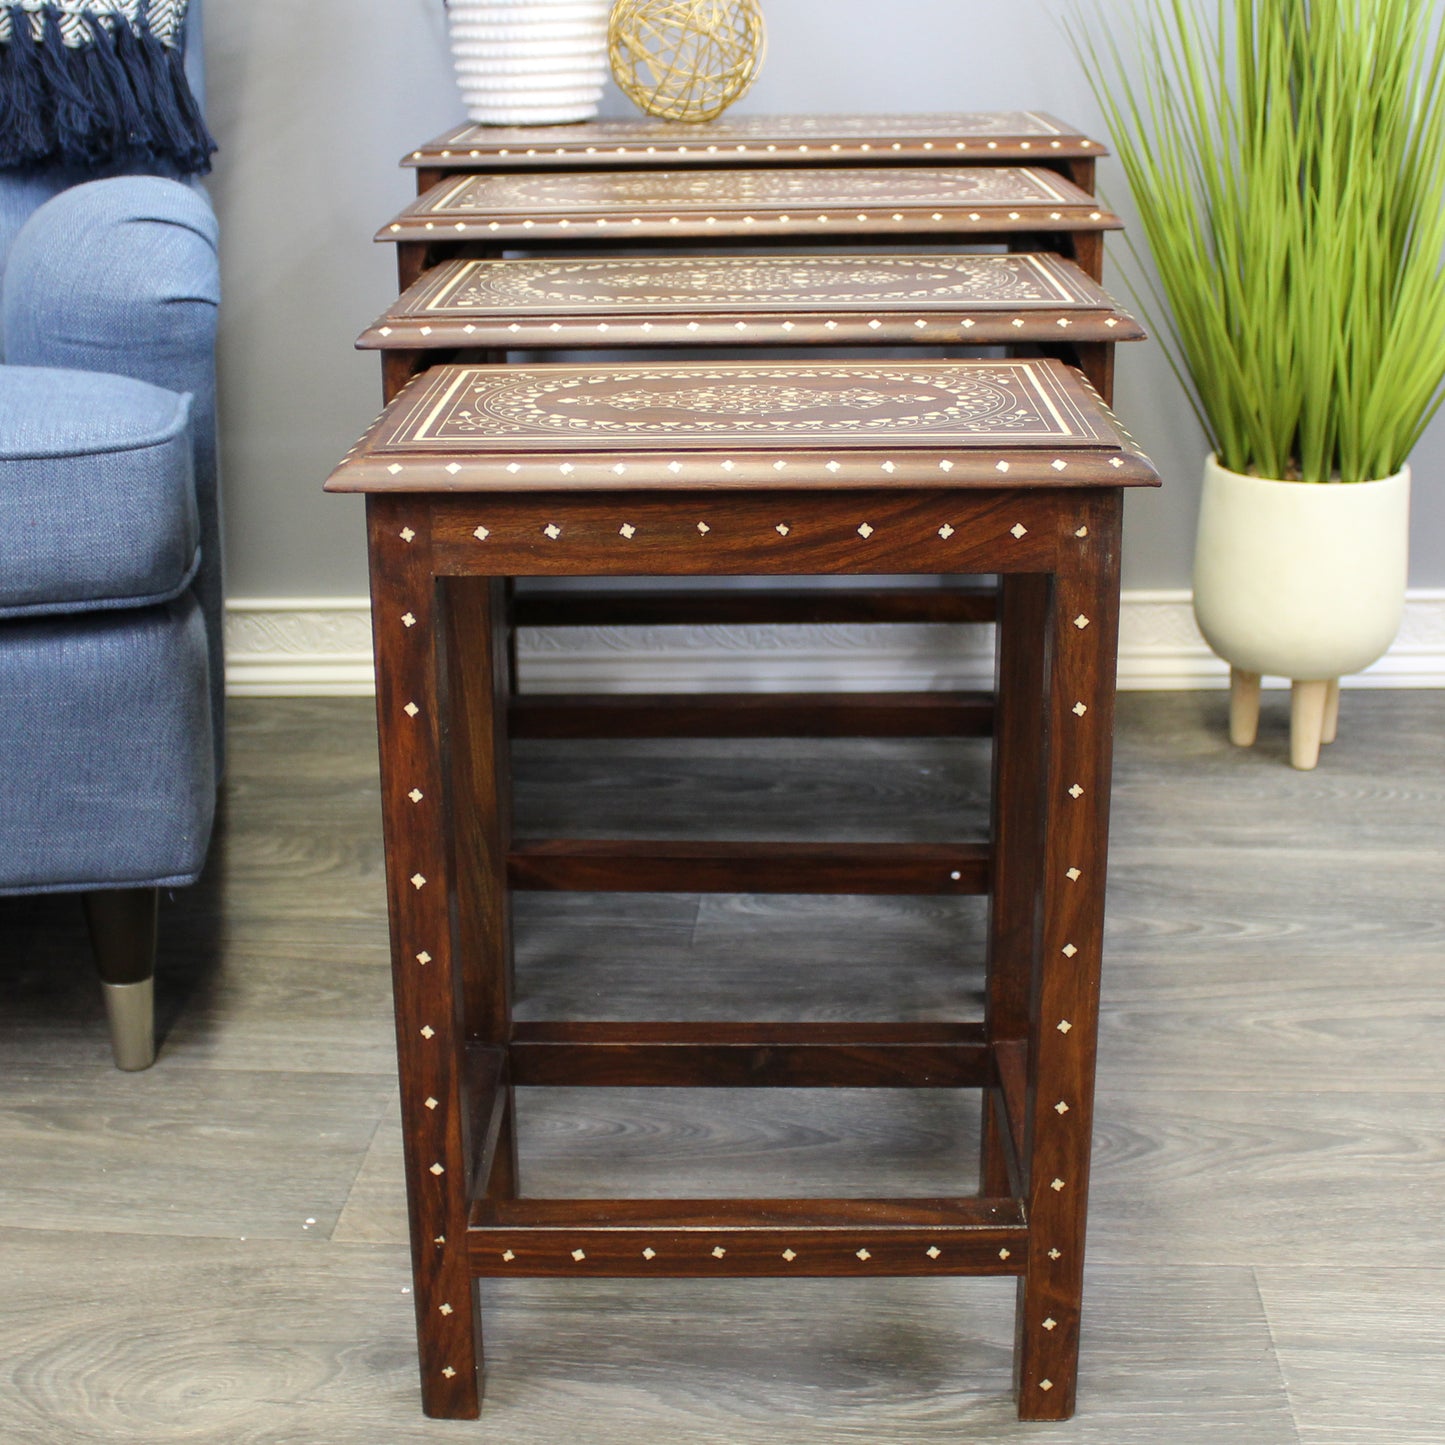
[2,688,1442,1442]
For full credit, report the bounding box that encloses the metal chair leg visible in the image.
[82,887,158,1070]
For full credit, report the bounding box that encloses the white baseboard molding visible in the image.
[224,588,1445,696]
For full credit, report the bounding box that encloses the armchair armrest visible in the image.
[1,176,219,394]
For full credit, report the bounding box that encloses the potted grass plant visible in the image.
[1077,0,1445,768]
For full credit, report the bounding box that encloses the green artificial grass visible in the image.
[1075,0,1445,481]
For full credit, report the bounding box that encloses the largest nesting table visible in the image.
[327,356,1159,1422]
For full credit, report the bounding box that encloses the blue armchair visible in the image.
[0,5,221,1070]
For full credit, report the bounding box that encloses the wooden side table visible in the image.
[326,357,1159,1422]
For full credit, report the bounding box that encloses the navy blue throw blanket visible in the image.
[0,1,215,172]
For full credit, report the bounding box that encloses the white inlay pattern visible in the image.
[420,1025,434,1039]
[1051,1178,1066,1191]
[544,524,561,539]
[775,523,790,535]
[1011,523,1028,539]
[999,1248,1011,1260]
[856,1248,872,1261]
[1074,614,1091,629]
[697,522,711,534]
[1065,867,1081,882]
[473,526,490,541]
[410,873,427,889]
[1055,1101,1070,1114]
[1049,1248,1063,1260]
[782,1248,797,1261]
[439,1303,453,1316]
[1057,1019,1072,1034]
[857,523,874,538]
[572,1249,586,1261]
[1075,525,1089,537]
[502,1249,514,1261]
[416,950,431,965]
[1061,943,1078,957]
[408,789,423,804]
[402,613,417,628]
[429,1162,444,1176]
[643,1248,656,1260]
[938,524,955,539]
[926,1246,942,1259]
[1040,1379,1054,1392]
[404,702,420,717]
[712,1246,727,1259]
[1068,784,1084,798]
[619,523,636,539]
[442,1366,457,1378]
[399,527,415,542]
[425,1097,439,1110]
[1072,702,1087,716]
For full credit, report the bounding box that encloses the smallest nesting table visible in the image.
[327,357,1158,1423]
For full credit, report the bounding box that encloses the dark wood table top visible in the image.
[327,358,1158,493]
[403,111,1107,170]
[380,166,1120,244]
[358,252,1144,350]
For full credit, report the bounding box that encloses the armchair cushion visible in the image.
[0,364,196,616]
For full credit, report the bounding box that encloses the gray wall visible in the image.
[205,0,1445,598]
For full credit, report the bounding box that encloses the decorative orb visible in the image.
[609,0,766,123]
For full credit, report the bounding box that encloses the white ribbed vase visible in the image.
[447,0,611,126]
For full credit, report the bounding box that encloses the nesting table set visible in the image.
[326,112,1157,1423]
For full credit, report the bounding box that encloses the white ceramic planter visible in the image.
[1192,455,1411,767]
[447,0,610,126]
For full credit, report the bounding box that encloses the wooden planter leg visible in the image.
[1015,493,1122,1422]
[1229,668,1261,747]
[367,498,485,1419]
[1290,679,1330,770]
[1321,677,1341,745]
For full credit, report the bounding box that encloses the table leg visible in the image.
[367,498,484,1418]
[1015,492,1123,1420]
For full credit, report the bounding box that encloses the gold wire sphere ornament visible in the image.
[609,0,767,124]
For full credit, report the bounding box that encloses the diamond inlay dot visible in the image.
[1040,1379,1054,1392]
[429,1162,444,1176]
[1011,523,1028,539]
[1068,784,1084,799]
[826,461,841,473]
[697,522,710,534]
[775,523,790,535]
[926,1246,942,1259]
[404,702,419,717]
[1049,1248,1063,1260]
[1073,702,1088,716]
[442,1367,456,1379]
[399,527,415,542]
[999,1248,1011,1260]
[1074,614,1091,629]
[773,460,788,471]
[1109,457,1125,468]
[1052,459,1068,471]
[473,526,490,541]
[544,524,561,540]
[507,463,521,474]
[856,1248,872,1261]
[1058,1019,1073,1034]
[1051,1178,1066,1192]
[938,524,955,539]
[881,461,896,474]
[439,1303,453,1316]
[996,460,1010,473]
[1043,1317,1058,1331]
[410,874,427,890]
[401,613,417,628]
[619,524,636,539]
[1076,526,1090,538]
[445,462,461,475]
[572,1249,586,1262]
[420,1025,434,1039]
[387,464,402,475]
[938,459,954,472]
[1062,943,1078,958]
[425,1097,438,1110]
[782,1248,797,1262]
[614,464,627,475]
[711,1246,727,1259]
[857,523,874,538]
[668,461,683,474]
[1011,318,1025,329]
[1065,867,1082,882]
[642,1247,656,1260]
[502,1249,514,1261]
[1055,1101,1070,1114]
[408,789,423,804]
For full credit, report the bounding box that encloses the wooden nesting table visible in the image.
[327,357,1159,1421]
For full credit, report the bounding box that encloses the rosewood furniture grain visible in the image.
[326,357,1159,1422]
